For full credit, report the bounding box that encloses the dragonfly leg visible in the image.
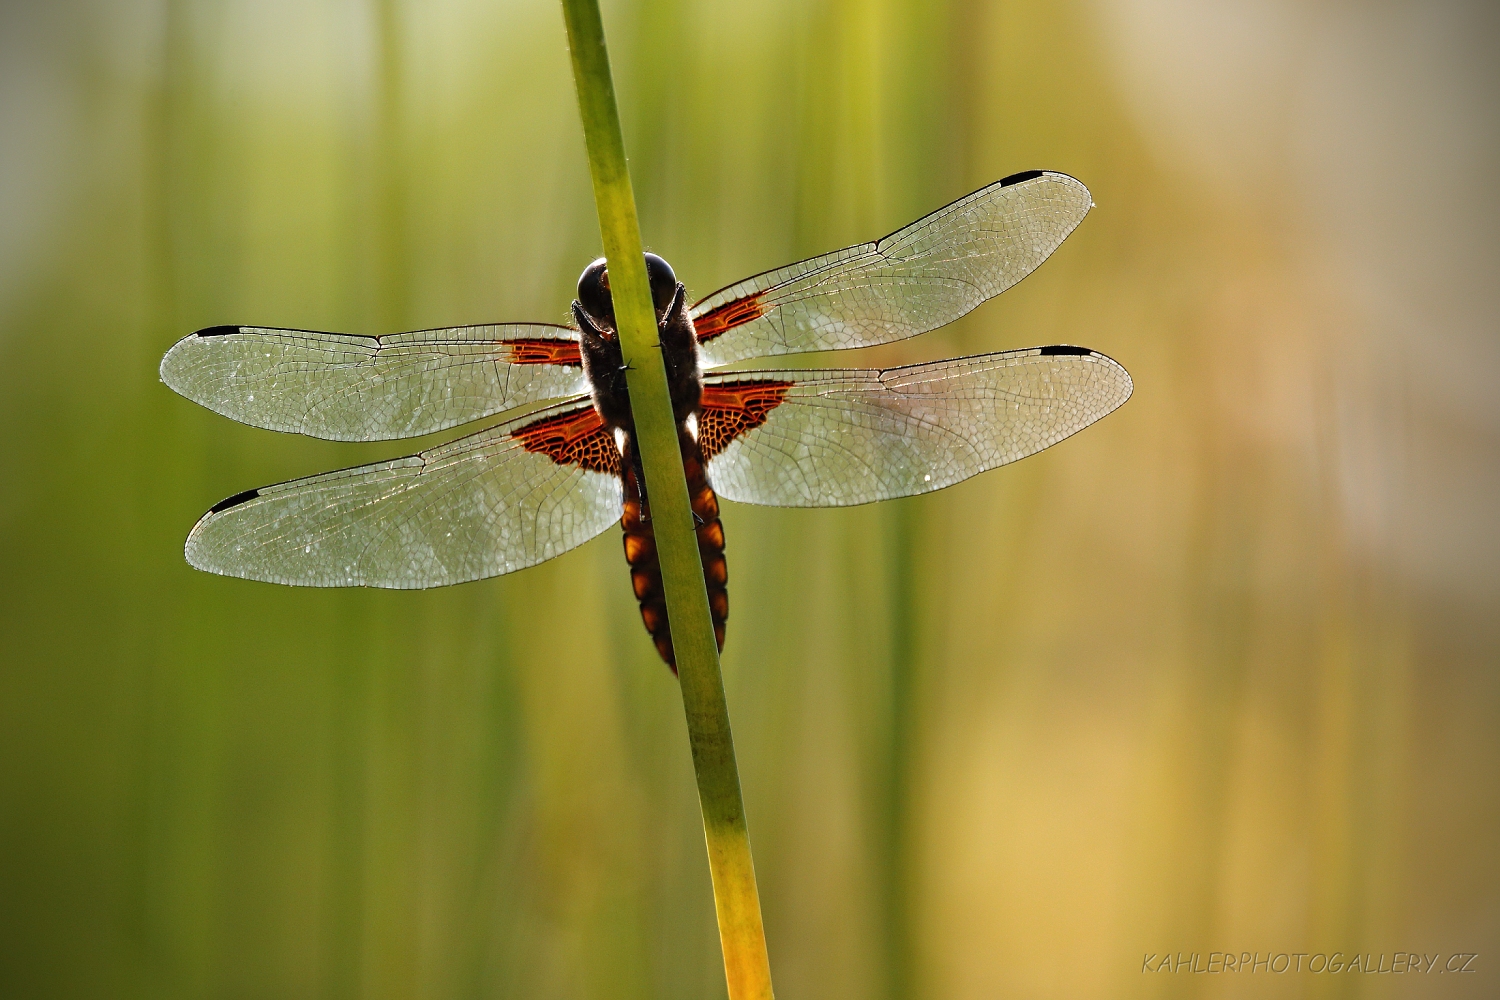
[632,450,651,522]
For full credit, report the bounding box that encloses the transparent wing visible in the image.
[702,347,1131,507]
[185,399,624,588]
[691,171,1093,368]
[160,323,586,441]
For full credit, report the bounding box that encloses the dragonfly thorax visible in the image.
[573,253,704,436]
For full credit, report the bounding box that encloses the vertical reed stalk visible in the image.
[558,2,774,997]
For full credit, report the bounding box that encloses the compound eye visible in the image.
[644,252,678,314]
[576,257,614,327]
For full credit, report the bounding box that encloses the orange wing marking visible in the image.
[503,338,583,367]
[698,381,793,462]
[512,405,621,475]
[693,293,767,343]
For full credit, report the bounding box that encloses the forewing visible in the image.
[691,171,1092,368]
[702,347,1131,507]
[185,399,623,588]
[160,323,586,441]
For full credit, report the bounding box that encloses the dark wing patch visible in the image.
[1038,344,1094,356]
[512,404,622,475]
[195,325,245,338]
[692,293,768,345]
[698,380,793,462]
[209,488,260,513]
[502,338,583,367]
[1000,169,1045,186]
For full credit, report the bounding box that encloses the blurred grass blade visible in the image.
[558,1,775,997]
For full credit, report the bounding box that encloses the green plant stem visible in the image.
[559,3,773,997]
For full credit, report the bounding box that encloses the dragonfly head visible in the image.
[576,253,679,337]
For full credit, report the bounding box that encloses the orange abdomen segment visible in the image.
[621,436,728,671]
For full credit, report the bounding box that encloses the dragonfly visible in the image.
[161,170,1132,669]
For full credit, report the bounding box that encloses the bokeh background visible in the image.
[2,0,1496,997]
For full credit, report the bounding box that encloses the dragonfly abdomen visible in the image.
[621,434,728,671]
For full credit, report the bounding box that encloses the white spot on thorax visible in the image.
[614,427,628,455]
[684,411,698,442]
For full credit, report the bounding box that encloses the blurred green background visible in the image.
[2,1,1496,998]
